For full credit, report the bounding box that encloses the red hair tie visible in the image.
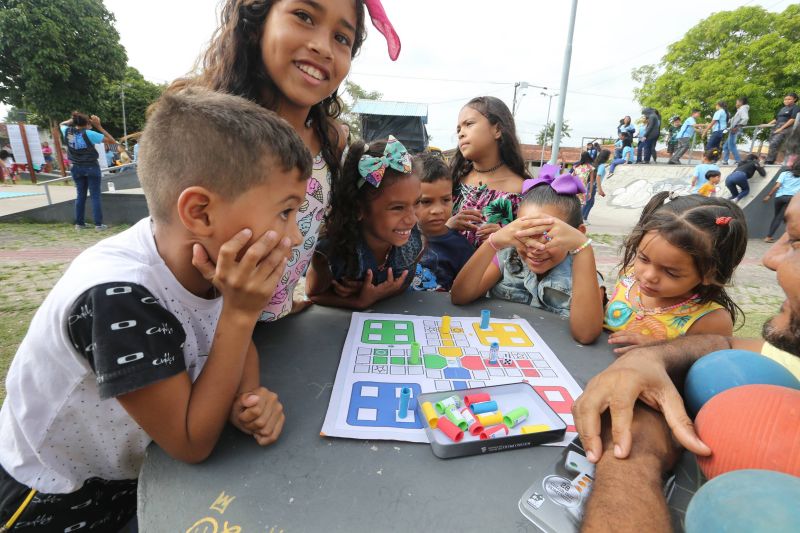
[716,216,732,226]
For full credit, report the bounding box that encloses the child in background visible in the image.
[448,96,532,247]
[412,153,473,291]
[666,116,681,156]
[690,149,721,193]
[0,89,305,528]
[41,141,54,173]
[606,193,747,353]
[572,151,594,204]
[635,116,648,163]
[581,149,611,222]
[607,136,635,177]
[763,156,800,243]
[697,170,722,197]
[0,150,15,185]
[451,175,604,344]
[182,0,401,321]
[307,137,422,309]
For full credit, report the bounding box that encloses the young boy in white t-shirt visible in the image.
[0,88,310,530]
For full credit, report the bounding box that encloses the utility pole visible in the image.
[539,92,558,166]
[120,85,128,151]
[512,81,529,116]
[550,0,579,165]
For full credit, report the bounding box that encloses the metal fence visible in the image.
[35,163,138,205]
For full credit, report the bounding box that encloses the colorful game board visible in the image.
[321,313,583,445]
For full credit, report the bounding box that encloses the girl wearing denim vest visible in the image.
[307,137,423,310]
[451,177,605,344]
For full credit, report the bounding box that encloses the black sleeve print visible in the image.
[67,282,187,400]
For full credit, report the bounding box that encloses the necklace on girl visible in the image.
[376,248,392,272]
[634,286,698,319]
[474,162,504,173]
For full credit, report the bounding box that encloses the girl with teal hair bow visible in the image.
[306,137,424,309]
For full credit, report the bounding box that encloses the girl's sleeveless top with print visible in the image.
[453,183,524,248]
[604,275,723,340]
[259,153,330,321]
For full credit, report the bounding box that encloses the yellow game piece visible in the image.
[475,411,503,427]
[421,402,438,429]
[520,424,551,434]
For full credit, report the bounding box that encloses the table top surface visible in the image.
[138,292,616,532]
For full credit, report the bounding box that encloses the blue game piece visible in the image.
[398,387,411,419]
[470,400,498,414]
[686,469,800,533]
[489,341,499,364]
[684,349,800,417]
[480,309,491,330]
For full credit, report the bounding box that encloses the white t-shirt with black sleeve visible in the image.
[0,218,223,493]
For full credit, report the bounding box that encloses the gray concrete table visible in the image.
[138,291,615,532]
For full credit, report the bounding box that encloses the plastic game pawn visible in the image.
[489,342,499,364]
[409,342,421,365]
[480,309,491,329]
[398,387,411,419]
[421,402,438,429]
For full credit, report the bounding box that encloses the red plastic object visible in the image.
[479,424,509,440]
[437,416,464,442]
[468,421,484,436]
[463,393,491,407]
[696,384,800,479]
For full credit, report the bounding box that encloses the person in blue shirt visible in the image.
[763,156,800,242]
[635,116,648,163]
[668,109,701,164]
[703,100,728,151]
[607,134,635,176]
[412,154,474,291]
[690,149,721,193]
[60,112,116,230]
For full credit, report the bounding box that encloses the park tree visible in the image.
[0,0,127,132]
[96,67,165,140]
[339,80,383,138]
[536,120,571,146]
[632,4,800,140]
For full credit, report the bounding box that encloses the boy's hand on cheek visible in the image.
[192,228,292,319]
[230,387,285,446]
[356,268,408,308]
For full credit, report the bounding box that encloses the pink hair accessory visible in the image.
[715,216,732,226]
[363,0,401,60]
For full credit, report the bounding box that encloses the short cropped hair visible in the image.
[138,87,312,222]
[414,153,450,184]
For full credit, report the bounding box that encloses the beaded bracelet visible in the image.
[569,238,593,255]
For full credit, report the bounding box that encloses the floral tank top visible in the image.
[604,276,723,340]
[259,153,330,321]
[453,182,530,247]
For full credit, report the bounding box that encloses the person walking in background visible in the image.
[762,92,799,165]
[666,115,681,157]
[725,154,766,203]
[668,109,701,164]
[641,108,660,164]
[763,156,800,242]
[723,97,750,165]
[60,112,116,230]
[703,100,728,151]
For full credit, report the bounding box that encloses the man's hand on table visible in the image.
[572,348,711,464]
[230,387,285,445]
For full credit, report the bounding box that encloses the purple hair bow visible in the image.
[364,0,401,60]
[529,172,587,195]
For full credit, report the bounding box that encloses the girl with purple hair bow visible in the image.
[451,173,605,344]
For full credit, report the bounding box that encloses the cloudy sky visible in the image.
[102,0,790,149]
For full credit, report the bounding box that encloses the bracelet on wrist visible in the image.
[487,232,502,252]
[569,238,593,255]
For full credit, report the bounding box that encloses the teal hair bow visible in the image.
[357,135,413,188]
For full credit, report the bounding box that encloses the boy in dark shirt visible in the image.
[412,154,474,291]
[763,92,799,164]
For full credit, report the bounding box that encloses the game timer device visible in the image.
[416,382,567,459]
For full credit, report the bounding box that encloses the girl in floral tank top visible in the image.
[448,96,533,248]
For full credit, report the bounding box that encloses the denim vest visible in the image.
[490,249,576,317]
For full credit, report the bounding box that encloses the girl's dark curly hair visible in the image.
[450,96,531,190]
[323,139,417,279]
[507,184,582,275]
[170,0,367,198]
[621,192,748,327]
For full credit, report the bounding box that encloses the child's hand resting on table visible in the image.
[607,330,659,355]
[354,268,408,308]
[230,387,285,445]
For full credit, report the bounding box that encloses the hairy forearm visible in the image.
[628,335,731,384]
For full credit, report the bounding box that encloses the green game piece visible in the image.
[409,342,421,365]
[390,356,405,366]
[373,348,388,356]
[444,407,469,431]
[373,356,388,365]
[503,407,529,429]
[423,354,447,370]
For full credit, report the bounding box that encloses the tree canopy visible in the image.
[536,120,571,146]
[96,67,165,139]
[339,80,382,138]
[0,0,127,123]
[632,5,800,133]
